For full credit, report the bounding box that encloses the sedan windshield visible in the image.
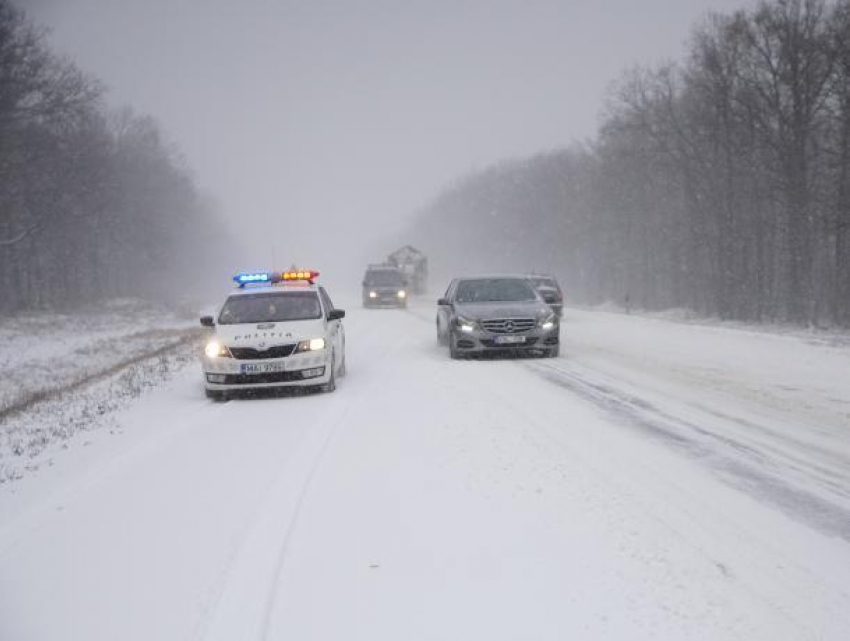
[455,278,538,303]
[218,291,322,324]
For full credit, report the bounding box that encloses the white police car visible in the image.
[200,269,346,400]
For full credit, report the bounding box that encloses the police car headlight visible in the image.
[296,337,326,352]
[369,291,378,298]
[397,290,407,298]
[205,341,231,358]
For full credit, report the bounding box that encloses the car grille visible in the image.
[480,318,536,334]
[480,337,540,348]
[229,344,296,360]
[221,370,320,385]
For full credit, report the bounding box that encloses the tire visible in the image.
[205,388,226,401]
[338,352,347,377]
[437,318,449,346]
[323,356,337,393]
[545,344,560,358]
[449,332,461,360]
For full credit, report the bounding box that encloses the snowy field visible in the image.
[0,297,849,640]
[0,299,199,481]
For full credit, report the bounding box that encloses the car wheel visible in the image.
[323,356,337,393]
[338,351,347,377]
[437,318,449,346]
[545,344,560,358]
[449,332,461,359]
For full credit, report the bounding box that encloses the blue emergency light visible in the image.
[233,269,319,288]
[233,271,279,287]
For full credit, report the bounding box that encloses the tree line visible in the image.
[0,0,228,313]
[412,0,850,326]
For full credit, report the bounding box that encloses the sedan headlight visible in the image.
[295,337,326,352]
[538,313,557,331]
[455,315,476,333]
[204,341,231,358]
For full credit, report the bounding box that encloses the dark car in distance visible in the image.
[362,265,408,308]
[526,273,563,317]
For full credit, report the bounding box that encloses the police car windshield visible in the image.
[365,271,404,286]
[218,291,322,324]
[456,279,537,303]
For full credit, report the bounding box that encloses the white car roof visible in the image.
[226,283,321,298]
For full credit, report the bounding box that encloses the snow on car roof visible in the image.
[226,283,320,297]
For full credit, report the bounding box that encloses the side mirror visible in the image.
[437,298,449,306]
[200,315,215,327]
[328,309,346,321]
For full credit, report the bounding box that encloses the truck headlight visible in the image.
[204,341,231,358]
[397,290,407,298]
[295,337,326,352]
[369,291,377,298]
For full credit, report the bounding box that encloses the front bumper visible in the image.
[363,288,407,307]
[452,325,559,354]
[202,349,331,391]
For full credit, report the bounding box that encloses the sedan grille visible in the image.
[481,318,536,334]
[229,344,296,360]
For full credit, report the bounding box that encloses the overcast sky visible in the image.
[18,0,748,275]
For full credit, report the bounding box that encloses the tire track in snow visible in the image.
[198,329,391,640]
[524,358,850,542]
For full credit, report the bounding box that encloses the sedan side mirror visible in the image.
[437,298,449,306]
[200,315,215,327]
[328,309,346,321]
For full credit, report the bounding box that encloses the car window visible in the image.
[319,287,335,313]
[218,292,322,324]
[455,279,538,303]
[364,270,404,286]
[531,277,559,289]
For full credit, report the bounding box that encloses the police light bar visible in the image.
[282,269,320,283]
[233,271,280,287]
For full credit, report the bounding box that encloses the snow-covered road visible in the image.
[1,301,849,640]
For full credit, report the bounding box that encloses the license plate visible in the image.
[240,362,286,374]
[494,335,526,345]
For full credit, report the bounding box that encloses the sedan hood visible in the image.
[214,319,325,348]
[454,301,551,320]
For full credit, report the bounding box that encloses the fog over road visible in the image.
[1,298,849,640]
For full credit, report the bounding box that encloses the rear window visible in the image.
[530,277,559,289]
[218,291,322,324]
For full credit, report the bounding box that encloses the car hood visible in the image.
[454,301,551,320]
[213,319,324,348]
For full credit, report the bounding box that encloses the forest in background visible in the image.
[412,0,850,326]
[0,0,228,313]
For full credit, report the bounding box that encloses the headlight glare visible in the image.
[369,291,377,298]
[539,313,557,330]
[205,341,230,358]
[397,290,407,298]
[456,316,476,333]
[296,337,326,352]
